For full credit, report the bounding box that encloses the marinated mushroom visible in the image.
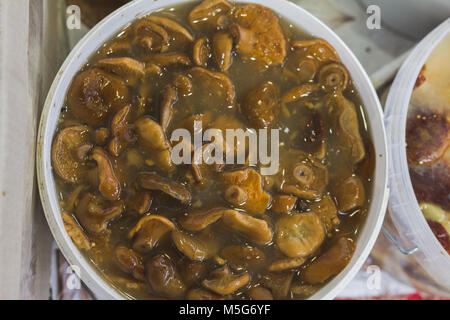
[271,195,297,214]
[159,85,178,132]
[138,172,191,204]
[127,191,152,215]
[333,175,366,213]
[243,81,280,129]
[310,195,340,234]
[95,57,145,86]
[134,117,174,172]
[74,192,124,234]
[145,254,186,298]
[301,237,354,284]
[318,63,349,92]
[268,257,306,272]
[133,18,169,53]
[179,207,228,232]
[220,245,266,271]
[67,68,129,126]
[247,287,273,300]
[147,15,194,42]
[275,212,325,258]
[189,0,233,31]
[114,246,145,281]
[146,52,192,66]
[291,39,339,66]
[231,4,287,67]
[108,105,135,157]
[179,261,207,287]
[62,212,91,251]
[221,169,271,215]
[91,147,122,201]
[202,265,250,295]
[52,126,91,183]
[128,215,175,253]
[172,230,218,261]
[192,37,211,67]
[174,74,193,96]
[260,272,294,299]
[186,288,226,300]
[212,32,233,71]
[222,210,273,244]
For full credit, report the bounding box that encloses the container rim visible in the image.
[37,0,388,300]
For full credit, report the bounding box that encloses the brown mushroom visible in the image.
[145,254,186,299]
[212,32,233,71]
[202,265,250,295]
[230,4,287,67]
[147,15,194,42]
[67,68,129,127]
[326,93,366,164]
[291,38,340,66]
[221,169,271,215]
[222,210,273,244]
[114,246,145,281]
[271,195,297,214]
[95,57,145,86]
[108,105,136,157]
[192,37,211,67]
[174,74,193,96]
[318,63,349,92]
[94,127,110,146]
[290,283,318,297]
[275,212,325,258]
[135,117,174,172]
[52,126,91,183]
[133,18,169,52]
[281,83,320,106]
[91,147,122,201]
[301,237,354,284]
[62,212,91,251]
[186,288,226,300]
[179,207,228,232]
[172,230,218,261]
[268,257,306,272]
[138,172,191,204]
[220,245,266,271]
[310,195,339,234]
[127,191,152,215]
[160,85,178,132]
[243,81,280,129]
[128,215,175,253]
[179,261,207,287]
[74,192,124,234]
[146,52,192,66]
[260,272,294,299]
[247,286,273,300]
[188,0,233,32]
[333,175,366,213]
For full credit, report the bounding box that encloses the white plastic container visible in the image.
[37,0,388,299]
[384,19,450,294]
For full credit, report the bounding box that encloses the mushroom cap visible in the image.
[188,0,233,32]
[128,215,175,253]
[145,254,186,298]
[172,230,218,261]
[243,81,280,129]
[202,265,250,295]
[52,125,91,183]
[222,210,273,244]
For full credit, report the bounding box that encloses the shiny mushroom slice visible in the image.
[51,126,91,183]
[220,245,266,271]
[230,4,287,67]
[222,210,273,244]
[95,57,145,86]
[179,207,228,232]
[280,151,328,200]
[147,15,194,42]
[268,257,306,272]
[221,169,271,215]
[172,230,218,261]
[333,175,366,213]
[127,190,152,215]
[91,147,122,201]
[145,254,186,299]
[271,195,297,214]
[114,246,145,281]
[326,93,366,164]
[74,192,124,234]
[135,117,174,172]
[186,288,226,300]
[160,85,178,132]
[275,212,325,258]
[188,0,233,32]
[188,67,236,107]
[291,38,340,65]
[128,215,175,253]
[192,37,211,67]
[202,265,250,295]
[133,18,169,52]
[243,81,280,129]
[310,195,339,234]
[146,52,192,66]
[318,63,349,92]
[260,272,294,299]
[212,32,233,71]
[138,172,191,204]
[301,237,354,284]
[62,212,91,251]
[108,105,136,157]
[67,68,129,127]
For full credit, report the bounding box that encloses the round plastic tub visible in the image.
[384,18,450,295]
[37,0,388,299]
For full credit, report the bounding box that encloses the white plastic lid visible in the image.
[385,19,450,290]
